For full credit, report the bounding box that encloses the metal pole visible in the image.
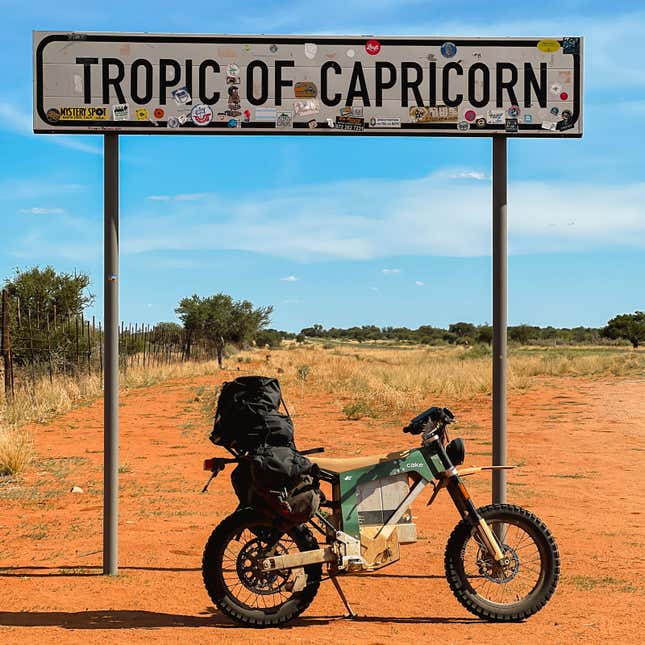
[103,133,119,575]
[492,135,507,506]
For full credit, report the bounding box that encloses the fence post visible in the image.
[1,289,12,399]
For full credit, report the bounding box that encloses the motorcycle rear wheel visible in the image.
[202,508,322,627]
[445,503,560,621]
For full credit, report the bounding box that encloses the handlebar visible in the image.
[403,406,455,439]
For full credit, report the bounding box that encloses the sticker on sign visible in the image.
[33,32,583,137]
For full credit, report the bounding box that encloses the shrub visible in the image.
[342,399,379,420]
[0,426,32,476]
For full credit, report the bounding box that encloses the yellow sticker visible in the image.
[537,39,561,53]
[59,106,109,120]
[135,108,149,121]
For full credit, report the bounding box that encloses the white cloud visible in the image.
[433,169,488,181]
[415,281,425,286]
[381,268,401,274]
[281,275,300,282]
[19,207,65,215]
[0,100,102,155]
[12,171,645,263]
[147,195,172,201]
[115,174,645,261]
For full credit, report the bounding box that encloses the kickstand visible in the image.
[330,575,357,619]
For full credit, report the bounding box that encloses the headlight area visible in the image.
[446,438,466,466]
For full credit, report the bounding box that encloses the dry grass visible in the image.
[1,343,643,473]
[0,358,227,474]
[0,426,32,476]
[251,344,645,420]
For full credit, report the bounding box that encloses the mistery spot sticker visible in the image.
[541,120,557,131]
[346,49,355,58]
[507,105,520,118]
[59,106,109,121]
[523,114,533,123]
[135,108,148,121]
[190,104,213,126]
[457,120,470,132]
[304,43,317,60]
[464,110,477,122]
[153,107,165,120]
[167,117,180,128]
[307,119,318,129]
[475,117,486,128]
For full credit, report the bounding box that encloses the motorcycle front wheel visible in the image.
[445,503,560,621]
[202,508,322,627]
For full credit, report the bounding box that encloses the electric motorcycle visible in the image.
[201,406,560,626]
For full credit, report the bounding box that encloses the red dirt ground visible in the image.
[1,369,643,644]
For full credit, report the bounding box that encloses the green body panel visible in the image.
[337,446,445,539]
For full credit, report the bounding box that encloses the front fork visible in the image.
[432,473,506,564]
[449,475,507,562]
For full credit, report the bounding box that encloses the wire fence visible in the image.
[0,288,213,401]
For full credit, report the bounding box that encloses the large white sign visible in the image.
[33,33,583,137]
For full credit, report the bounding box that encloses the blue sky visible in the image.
[1,1,644,331]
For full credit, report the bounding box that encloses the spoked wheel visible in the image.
[445,504,560,621]
[202,508,322,627]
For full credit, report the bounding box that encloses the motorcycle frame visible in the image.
[317,434,507,563]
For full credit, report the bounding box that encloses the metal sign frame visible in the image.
[34,32,582,137]
[32,31,583,576]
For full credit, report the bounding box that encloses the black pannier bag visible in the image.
[230,447,321,528]
[249,446,321,527]
[210,376,294,453]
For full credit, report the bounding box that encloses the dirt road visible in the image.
[1,370,643,644]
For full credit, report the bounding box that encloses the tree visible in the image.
[4,266,93,320]
[602,312,645,349]
[449,322,476,339]
[175,293,272,359]
[476,325,493,345]
[508,324,539,345]
[3,266,94,367]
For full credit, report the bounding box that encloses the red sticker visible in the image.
[153,107,165,119]
[560,92,568,100]
[464,110,476,122]
[365,39,381,55]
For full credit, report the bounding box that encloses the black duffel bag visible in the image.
[210,376,294,453]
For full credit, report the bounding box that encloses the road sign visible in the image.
[33,33,582,137]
